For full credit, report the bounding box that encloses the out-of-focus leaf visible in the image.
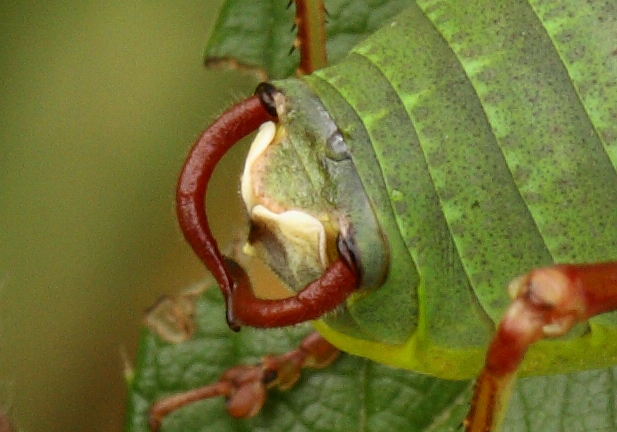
[204,0,413,79]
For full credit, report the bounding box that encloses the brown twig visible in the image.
[293,0,328,74]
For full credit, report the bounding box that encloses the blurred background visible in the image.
[0,1,259,431]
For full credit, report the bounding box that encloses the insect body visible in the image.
[150,0,617,431]
[247,0,617,377]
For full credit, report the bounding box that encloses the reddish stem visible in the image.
[483,261,617,379]
[465,261,617,431]
[149,382,233,431]
[294,0,328,74]
[148,332,339,430]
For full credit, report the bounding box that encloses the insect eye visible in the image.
[325,130,351,161]
[255,82,280,117]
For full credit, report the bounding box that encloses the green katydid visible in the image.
[128,1,617,431]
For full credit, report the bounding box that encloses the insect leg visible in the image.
[464,262,617,432]
[148,331,339,431]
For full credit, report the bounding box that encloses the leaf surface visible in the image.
[126,285,472,432]
[204,0,412,79]
[126,286,617,432]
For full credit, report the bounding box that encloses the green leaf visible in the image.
[125,284,471,432]
[204,0,413,79]
[504,371,617,432]
[126,285,617,432]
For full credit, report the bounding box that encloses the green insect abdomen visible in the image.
[301,0,617,378]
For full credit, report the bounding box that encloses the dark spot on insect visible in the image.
[613,48,617,57]
[386,174,403,190]
[459,47,475,59]
[549,124,562,135]
[248,221,291,275]
[543,5,567,20]
[421,126,440,140]
[394,200,408,215]
[470,200,480,209]
[601,127,616,143]
[450,31,470,45]
[406,235,420,249]
[471,269,493,286]
[555,242,574,258]
[255,82,280,117]
[262,369,278,384]
[434,12,451,26]
[510,251,524,260]
[557,30,574,44]
[483,91,503,105]
[556,176,574,192]
[438,187,456,201]
[475,67,498,84]
[499,133,517,148]
[412,106,432,122]
[542,223,565,238]
[512,165,530,184]
[422,2,441,16]
[337,230,362,279]
[566,45,586,63]
[522,191,543,204]
[427,148,447,167]
[449,221,465,236]
[535,144,554,158]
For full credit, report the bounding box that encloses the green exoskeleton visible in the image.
[145,0,617,431]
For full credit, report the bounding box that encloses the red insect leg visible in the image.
[148,332,339,431]
[465,262,617,432]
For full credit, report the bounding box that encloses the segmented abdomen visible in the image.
[306,0,617,354]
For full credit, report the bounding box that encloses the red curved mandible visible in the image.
[176,93,359,331]
[176,95,274,328]
[225,257,358,328]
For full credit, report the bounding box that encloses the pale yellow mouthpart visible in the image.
[251,205,328,269]
[241,121,276,210]
[240,120,329,278]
